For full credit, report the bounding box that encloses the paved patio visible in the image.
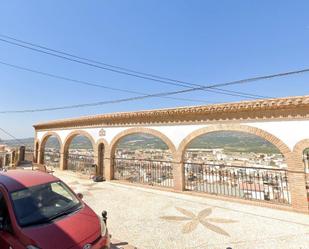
[54,171,309,249]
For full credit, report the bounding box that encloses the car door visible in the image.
[0,190,24,249]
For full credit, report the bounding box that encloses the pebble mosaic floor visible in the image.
[54,170,309,249]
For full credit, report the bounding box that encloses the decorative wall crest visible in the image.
[99,128,106,136]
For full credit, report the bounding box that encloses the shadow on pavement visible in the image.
[111,240,137,249]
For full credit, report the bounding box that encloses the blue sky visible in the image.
[0,1,309,139]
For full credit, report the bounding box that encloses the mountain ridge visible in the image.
[0,131,281,154]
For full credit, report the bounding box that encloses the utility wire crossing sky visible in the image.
[0,1,308,138]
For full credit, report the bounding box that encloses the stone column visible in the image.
[96,143,106,177]
[3,154,6,167]
[38,149,44,164]
[59,152,66,170]
[173,161,185,191]
[10,152,15,167]
[93,152,100,176]
[104,157,113,181]
[288,171,308,212]
[286,153,308,213]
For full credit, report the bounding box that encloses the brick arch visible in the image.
[38,132,62,164]
[95,138,109,153]
[34,138,40,163]
[62,130,96,170]
[95,138,109,159]
[107,127,176,181]
[293,140,309,211]
[62,130,95,153]
[176,124,292,167]
[293,139,309,172]
[108,127,176,157]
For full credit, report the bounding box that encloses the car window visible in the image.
[51,182,75,201]
[10,181,81,227]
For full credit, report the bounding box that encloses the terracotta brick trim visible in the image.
[38,131,63,164]
[108,127,176,157]
[292,139,309,172]
[176,124,291,163]
[60,130,96,170]
[39,131,63,149]
[292,139,309,211]
[33,139,40,163]
[95,138,109,153]
[62,130,96,154]
[293,139,309,156]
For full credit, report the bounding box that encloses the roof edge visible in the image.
[33,95,309,130]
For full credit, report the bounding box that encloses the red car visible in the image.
[0,170,110,249]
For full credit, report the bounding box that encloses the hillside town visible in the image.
[1,2,309,248]
[112,147,289,203]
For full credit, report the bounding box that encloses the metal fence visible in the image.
[67,153,95,176]
[184,162,290,204]
[114,158,174,188]
[44,151,61,168]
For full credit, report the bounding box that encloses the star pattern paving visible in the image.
[160,207,237,236]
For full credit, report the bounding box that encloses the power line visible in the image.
[0,127,26,146]
[0,37,190,88]
[0,60,216,104]
[0,88,205,113]
[0,35,270,99]
[0,60,265,101]
[0,67,308,114]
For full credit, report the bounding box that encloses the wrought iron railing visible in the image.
[114,158,174,188]
[66,153,95,176]
[184,162,290,204]
[44,151,61,168]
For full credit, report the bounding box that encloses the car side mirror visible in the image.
[76,193,83,199]
[102,210,107,224]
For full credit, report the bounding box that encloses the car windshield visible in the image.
[10,181,82,227]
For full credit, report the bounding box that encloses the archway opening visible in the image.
[97,143,105,176]
[42,135,61,168]
[113,133,174,187]
[65,135,95,176]
[184,131,290,204]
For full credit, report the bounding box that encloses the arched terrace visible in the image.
[177,125,292,205]
[33,95,309,213]
[62,130,96,176]
[39,132,62,168]
[108,128,176,188]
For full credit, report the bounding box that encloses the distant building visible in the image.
[0,144,12,167]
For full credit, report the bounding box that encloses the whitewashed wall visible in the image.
[36,119,309,151]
